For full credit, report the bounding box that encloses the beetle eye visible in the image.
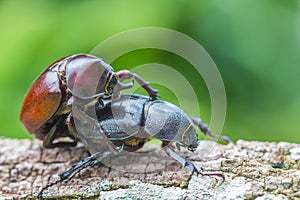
[105,74,118,94]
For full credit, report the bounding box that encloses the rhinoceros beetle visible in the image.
[20,54,158,148]
[37,94,231,196]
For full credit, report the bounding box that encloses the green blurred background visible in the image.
[1,0,299,142]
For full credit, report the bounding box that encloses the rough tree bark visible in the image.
[0,138,300,199]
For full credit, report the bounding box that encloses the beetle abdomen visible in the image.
[20,70,62,139]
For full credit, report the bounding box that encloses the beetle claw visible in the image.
[163,144,225,180]
[184,161,200,176]
[184,161,225,181]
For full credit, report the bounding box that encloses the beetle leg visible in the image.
[189,117,232,144]
[112,80,134,99]
[62,151,111,183]
[162,143,224,180]
[43,117,77,148]
[116,70,159,100]
[70,106,123,154]
[37,151,111,198]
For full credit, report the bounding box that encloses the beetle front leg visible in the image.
[162,143,224,180]
[189,117,232,144]
[116,70,158,100]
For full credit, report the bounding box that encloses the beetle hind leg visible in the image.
[163,144,224,180]
[37,151,111,198]
[190,117,232,144]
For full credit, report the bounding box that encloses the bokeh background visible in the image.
[1,0,299,142]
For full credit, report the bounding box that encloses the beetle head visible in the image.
[182,124,199,152]
[62,54,115,99]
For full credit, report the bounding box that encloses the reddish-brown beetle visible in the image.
[20,54,158,148]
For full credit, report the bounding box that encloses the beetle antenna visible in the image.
[190,117,232,144]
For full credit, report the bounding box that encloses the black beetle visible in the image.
[20,54,158,148]
[38,94,231,196]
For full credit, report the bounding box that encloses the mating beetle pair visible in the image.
[20,54,231,197]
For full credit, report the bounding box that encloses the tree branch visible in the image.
[1,138,299,199]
